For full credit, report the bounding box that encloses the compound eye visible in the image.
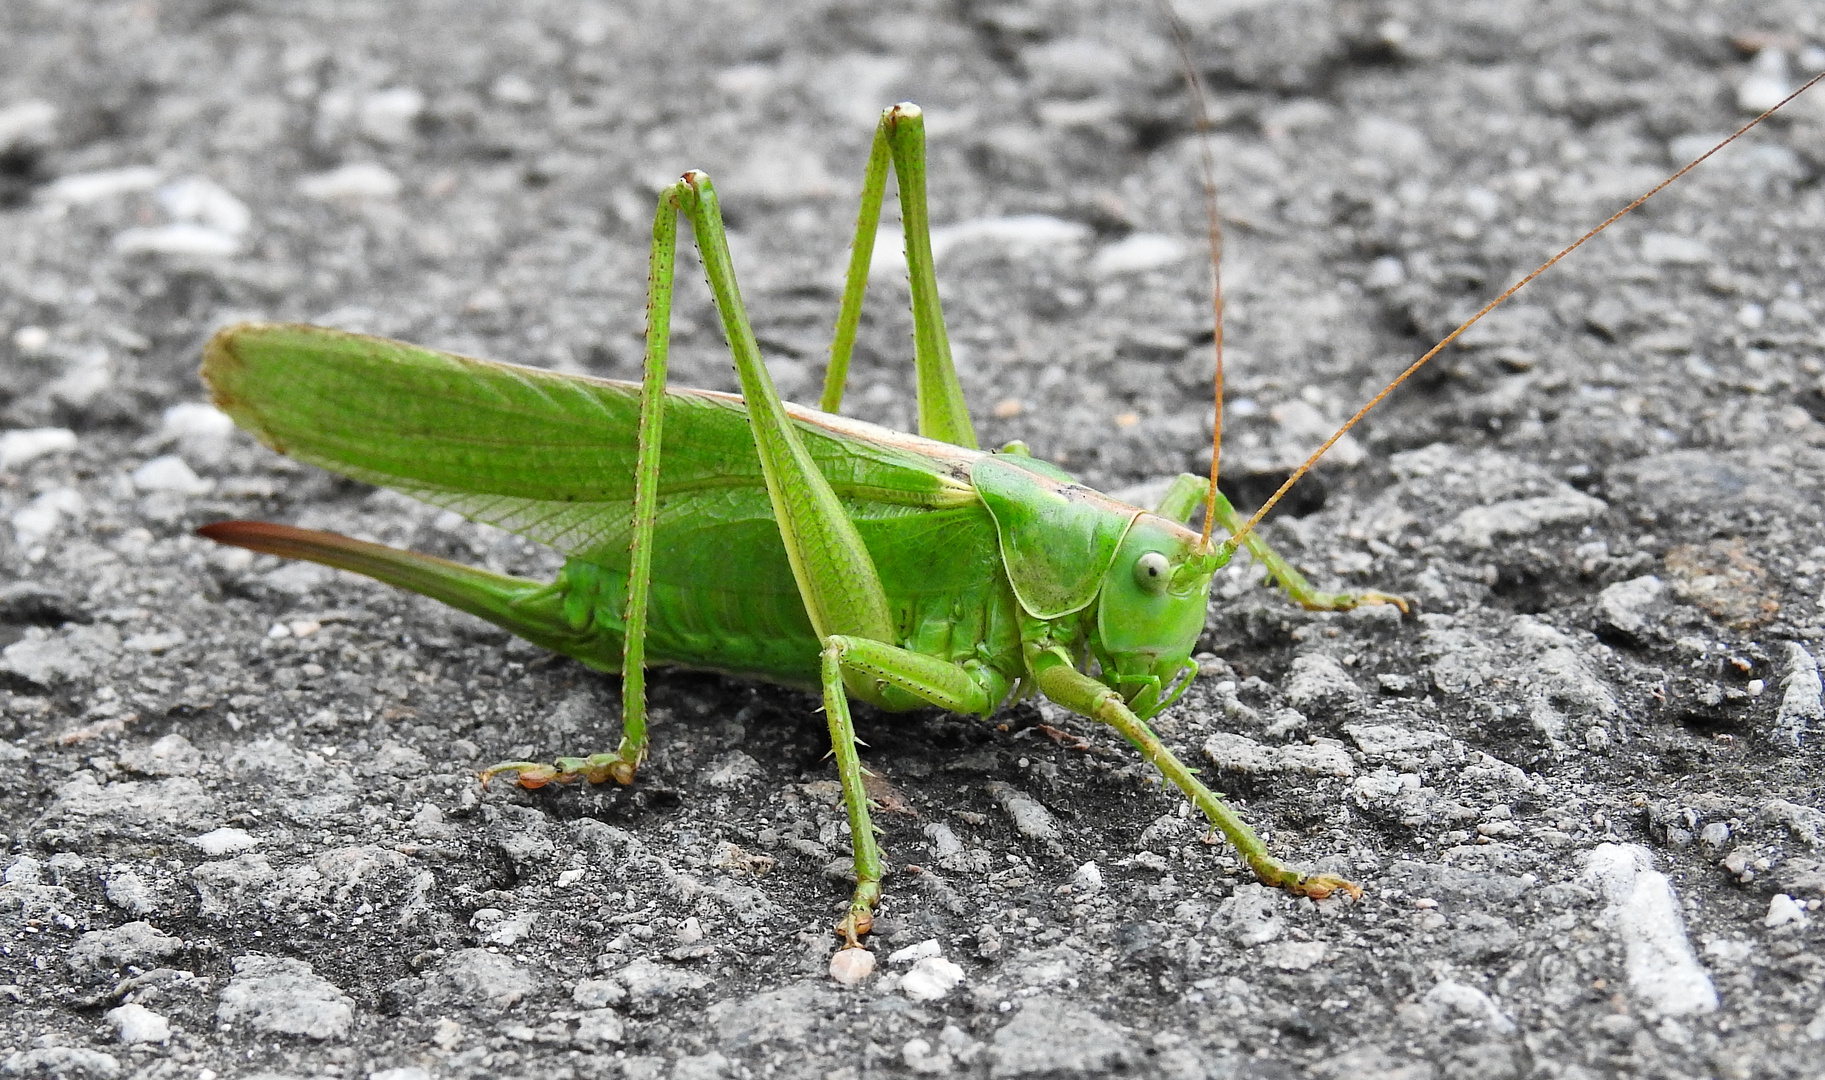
[1134,552,1171,594]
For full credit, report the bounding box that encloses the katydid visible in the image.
[194,67,1822,968]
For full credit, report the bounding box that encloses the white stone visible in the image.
[1420,980,1516,1033]
[1640,232,1712,266]
[105,1002,171,1044]
[157,177,252,235]
[1070,861,1103,893]
[358,87,426,145]
[299,163,402,200]
[887,939,942,966]
[0,100,57,150]
[1765,893,1809,928]
[1583,843,1718,1016]
[187,828,258,856]
[0,427,77,470]
[113,224,241,257]
[40,166,162,205]
[131,455,212,495]
[1091,233,1190,276]
[900,956,965,1001]
[828,947,876,985]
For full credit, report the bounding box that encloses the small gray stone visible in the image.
[0,1047,121,1078]
[704,980,833,1050]
[1775,642,1822,750]
[67,921,182,978]
[1762,799,1825,848]
[434,948,538,1011]
[1284,653,1362,708]
[191,855,277,917]
[702,750,762,789]
[35,775,219,844]
[985,782,1062,850]
[216,954,354,1040]
[1596,575,1667,638]
[1214,884,1285,946]
[490,804,557,870]
[117,733,203,777]
[573,1009,625,1047]
[671,1052,732,1080]
[614,956,712,1015]
[987,996,1137,1077]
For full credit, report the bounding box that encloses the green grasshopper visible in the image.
[195,69,1818,967]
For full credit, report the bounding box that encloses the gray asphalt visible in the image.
[3,2,1824,1078]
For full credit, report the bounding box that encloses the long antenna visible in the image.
[1158,0,1226,552]
[1222,64,1825,554]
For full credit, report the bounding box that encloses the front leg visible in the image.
[1029,649,1360,901]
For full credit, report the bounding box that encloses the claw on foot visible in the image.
[1359,591,1411,616]
[1294,873,1363,901]
[479,753,638,790]
[833,906,874,949]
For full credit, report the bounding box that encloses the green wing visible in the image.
[202,323,973,565]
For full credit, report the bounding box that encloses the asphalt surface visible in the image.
[3,1,1824,1078]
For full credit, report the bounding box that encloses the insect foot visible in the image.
[478,752,638,789]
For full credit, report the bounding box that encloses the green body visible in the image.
[201,105,1390,949]
[207,325,1026,700]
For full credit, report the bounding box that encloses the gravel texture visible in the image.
[4,1,1825,1078]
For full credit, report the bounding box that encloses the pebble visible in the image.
[0,427,77,471]
[1259,940,1327,971]
[1202,732,1354,778]
[1343,724,1450,757]
[1596,576,1666,638]
[900,956,965,1001]
[0,100,56,150]
[298,163,403,200]
[156,177,252,235]
[0,1048,121,1078]
[1090,234,1190,277]
[131,455,213,495]
[1640,232,1712,266]
[104,1003,171,1045]
[1070,861,1102,894]
[1761,800,1825,847]
[985,782,1063,849]
[1214,884,1285,946]
[216,954,354,1040]
[1775,643,1822,750]
[613,955,712,1011]
[1284,653,1362,708]
[66,921,182,978]
[1419,980,1516,1033]
[358,87,425,145]
[1446,492,1606,548]
[1583,843,1718,1016]
[887,939,942,966]
[987,995,1137,1077]
[39,774,219,844]
[10,487,85,548]
[40,166,162,205]
[104,870,158,917]
[119,734,202,777]
[113,223,241,257]
[1764,894,1809,928]
[828,947,876,986]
